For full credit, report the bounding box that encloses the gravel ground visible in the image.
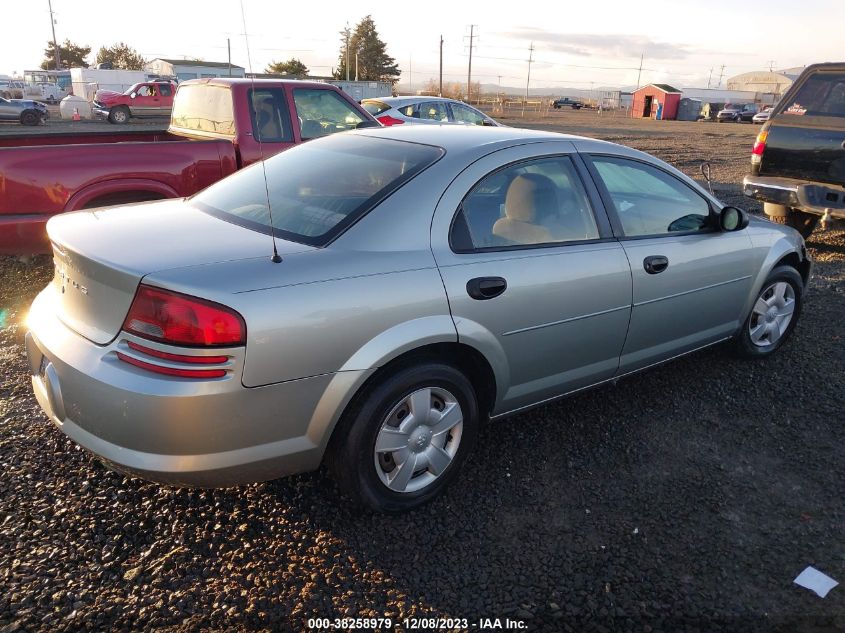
[1,116,844,632]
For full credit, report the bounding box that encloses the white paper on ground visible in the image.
[793,566,839,598]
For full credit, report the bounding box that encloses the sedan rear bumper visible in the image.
[26,286,362,486]
[743,175,845,219]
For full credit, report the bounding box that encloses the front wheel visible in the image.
[328,363,479,513]
[108,106,130,124]
[20,110,39,126]
[734,265,803,358]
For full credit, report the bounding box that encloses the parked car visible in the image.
[26,125,811,513]
[744,62,845,238]
[0,78,377,254]
[0,80,26,99]
[717,104,758,122]
[552,97,584,110]
[362,96,499,127]
[0,96,49,126]
[752,107,772,124]
[93,81,178,123]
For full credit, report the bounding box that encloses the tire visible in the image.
[108,106,130,124]
[734,265,803,358]
[20,110,39,126]
[328,362,479,513]
[770,209,819,239]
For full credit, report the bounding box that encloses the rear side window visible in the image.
[192,134,443,246]
[293,89,367,139]
[363,100,390,115]
[782,72,845,118]
[171,84,235,135]
[248,88,292,142]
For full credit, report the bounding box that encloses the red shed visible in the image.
[631,84,682,120]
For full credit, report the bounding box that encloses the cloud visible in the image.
[495,27,695,60]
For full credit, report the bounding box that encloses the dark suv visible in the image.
[743,62,845,237]
[717,103,758,122]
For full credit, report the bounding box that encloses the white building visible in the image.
[145,59,245,82]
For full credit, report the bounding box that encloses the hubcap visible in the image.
[373,386,463,494]
[749,281,795,347]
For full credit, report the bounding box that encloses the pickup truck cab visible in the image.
[0,78,377,253]
[743,62,845,237]
[93,81,177,124]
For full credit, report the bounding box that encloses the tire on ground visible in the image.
[734,265,803,358]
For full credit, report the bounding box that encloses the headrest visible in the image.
[504,173,558,223]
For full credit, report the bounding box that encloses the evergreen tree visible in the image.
[335,16,399,83]
[41,39,91,69]
[95,42,146,70]
[266,58,309,77]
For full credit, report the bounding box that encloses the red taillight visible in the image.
[116,352,226,379]
[126,341,228,364]
[122,285,246,347]
[752,129,768,160]
[377,115,405,126]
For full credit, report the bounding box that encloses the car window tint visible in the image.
[192,134,443,247]
[419,102,448,121]
[159,84,172,97]
[592,156,711,237]
[363,100,390,115]
[784,72,845,117]
[292,89,367,139]
[399,104,418,117]
[450,103,486,125]
[248,88,293,143]
[451,157,599,250]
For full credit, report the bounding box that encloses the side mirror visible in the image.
[355,120,380,129]
[719,206,749,232]
[481,119,497,126]
[130,92,137,99]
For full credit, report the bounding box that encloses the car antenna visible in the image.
[700,162,714,196]
[240,0,282,263]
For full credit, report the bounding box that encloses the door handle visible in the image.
[466,277,507,300]
[643,255,669,274]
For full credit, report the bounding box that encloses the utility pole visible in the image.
[47,0,61,70]
[767,59,776,72]
[227,38,232,76]
[707,67,713,89]
[345,23,350,81]
[409,55,413,93]
[635,52,644,90]
[355,52,359,81]
[467,24,476,102]
[439,35,443,97]
[522,42,534,117]
[716,64,725,88]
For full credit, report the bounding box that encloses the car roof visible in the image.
[363,96,464,106]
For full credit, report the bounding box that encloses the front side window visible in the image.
[591,156,711,237]
[136,85,153,97]
[293,89,367,139]
[192,134,443,246]
[248,88,292,142]
[451,157,599,250]
[158,84,172,97]
[450,102,486,125]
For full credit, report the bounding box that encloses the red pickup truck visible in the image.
[93,80,177,123]
[0,78,377,254]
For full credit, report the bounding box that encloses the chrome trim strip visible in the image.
[633,275,751,308]
[502,304,631,336]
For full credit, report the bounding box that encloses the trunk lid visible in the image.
[47,199,313,345]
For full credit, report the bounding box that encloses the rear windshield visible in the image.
[781,72,845,118]
[171,84,235,135]
[362,100,391,115]
[191,134,443,246]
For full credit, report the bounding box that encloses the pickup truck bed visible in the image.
[0,130,236,253]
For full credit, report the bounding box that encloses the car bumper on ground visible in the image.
[743,175,845,219]
[25,285,359,486]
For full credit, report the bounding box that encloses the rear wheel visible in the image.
[108,106,130,124]
[328,363,479,513]
[734,265,803,358]
[20,110,39,126]
[770,209,819,239]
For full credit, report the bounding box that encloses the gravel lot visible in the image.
[1,114,844,632]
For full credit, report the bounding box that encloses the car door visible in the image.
[417,101,449,123]
[129,85,155,116]
[157,83,174,117]
[430,143,632,415]
[580,147,756,373]
[0,97,14,120]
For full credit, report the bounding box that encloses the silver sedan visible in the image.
[26,126,810,512]
[362,96,500,127]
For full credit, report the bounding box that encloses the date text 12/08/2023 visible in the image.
[306,617,528,630]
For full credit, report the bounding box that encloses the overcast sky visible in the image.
[3,0,841,91]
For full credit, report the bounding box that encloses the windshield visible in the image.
[192,134,444,246]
